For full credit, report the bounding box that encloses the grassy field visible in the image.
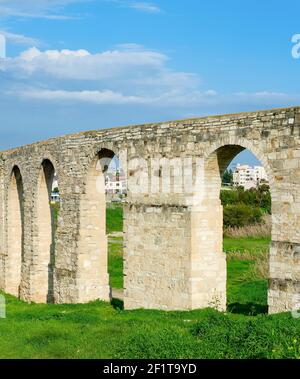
[108,236,123,289]
[0,205,299,359]
[224,236,270,253]
[106,204,123,234]
[1,291,300,359]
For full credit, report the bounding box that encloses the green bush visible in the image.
[220,186,271,214]
[222,169,233,185]
[220,189,239,206]
[223,204,262,227]
[51,203,60,221]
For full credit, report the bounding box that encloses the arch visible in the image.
[202,137,276,239]
[191,140,274,311]
[6,165,24,297]
[203,136,275,196]
[76,148,116,302]
[32,159,56,303]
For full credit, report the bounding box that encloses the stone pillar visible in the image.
[268,241,300,314]
[54,154,111,304]
[124,202,192,310]
[5,167,24,297]
[30,161,55,303]
[123,200,226,311]
[268,181,300,314]
[53,193,81,303]
[189,202,226,311]
[75,188,110,303]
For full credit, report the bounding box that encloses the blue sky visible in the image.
[0,0,300,166]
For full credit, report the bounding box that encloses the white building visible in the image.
[105,172,127,195]
[50,172,127,201]
[52,175,58,191]
[50,192,60,203]
[51,174,60,203]
[233,164,268,189]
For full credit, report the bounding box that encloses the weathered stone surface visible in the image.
[0,105,299,314]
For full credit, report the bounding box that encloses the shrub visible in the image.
[220,186,271,214]
[224,214,271,238]
[223,204,262,227]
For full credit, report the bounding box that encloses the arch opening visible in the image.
[33,159,57,303]
[200,145,272,315]
[77,148,127,303]
[7,166,24,297]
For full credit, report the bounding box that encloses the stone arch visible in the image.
[76,148,118,303]
[32,159,56,303]
[190,138,274,311]
[6,165,24,297]
[202,136,276,236]
[203,137,275,196]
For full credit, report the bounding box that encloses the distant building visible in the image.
[50,192,60,203]
[50,171,127,202]
[105,171,127,195]
[52,175,58,191]
[233,164,268,189]
[51,174,60,203]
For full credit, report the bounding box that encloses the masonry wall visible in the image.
[0,159,5,290]
[0,106,299,314]
[124,204,192,310]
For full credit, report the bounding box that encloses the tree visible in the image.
[222,169,233,185]
[223,204,263,227]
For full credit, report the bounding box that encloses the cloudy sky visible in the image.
[0,0,300,161]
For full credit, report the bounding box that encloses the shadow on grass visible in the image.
[227,302,268,316]
[111,298,124,310]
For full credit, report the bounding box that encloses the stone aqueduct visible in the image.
[0,106,300,314]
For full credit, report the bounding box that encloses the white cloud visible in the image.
[224,91,300,110]
[2,46,174,82]
[104,0,162,14]
[0,8,74,20]
[0,45,210,107]
[115,43,145,50]
[18,47,90,62]
[0,0,162,19]
[0,30,40,46]
[0,0,86,19]
[17,89,146,104]
[16,88,219,106]
[1,45,298,111]
[128,2,161,13]
[234,91,289,100]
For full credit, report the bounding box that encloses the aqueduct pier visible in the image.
[1,106,300,314]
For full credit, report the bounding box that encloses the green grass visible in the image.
[0,291,300,358]
[227,259,268,315]
[223,236,270,315]
[106,205,123,234]
[2,204,295,359]
[224,236,270,253]
[108,237,123,289]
